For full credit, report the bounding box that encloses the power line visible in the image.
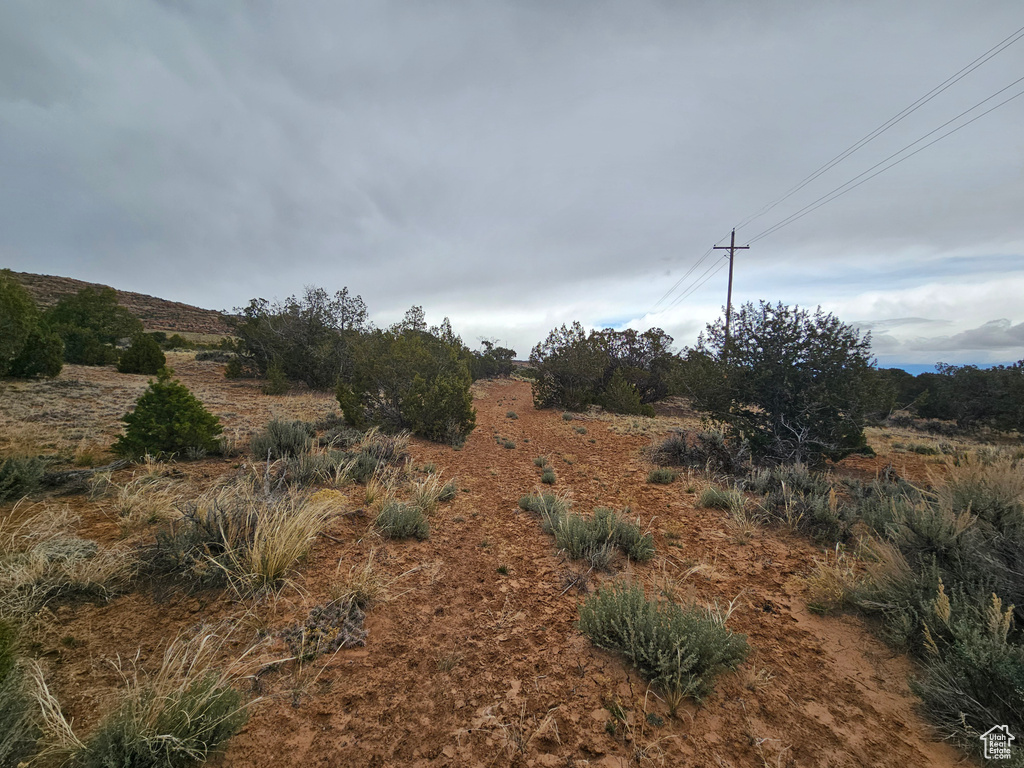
[649,246,715,311]
[664,256,729,310]
[748,76,1024,244]
[734,23,1024,232]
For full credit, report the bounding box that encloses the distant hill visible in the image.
[7,270,230,336]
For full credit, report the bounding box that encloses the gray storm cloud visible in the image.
[1,1,1022,364]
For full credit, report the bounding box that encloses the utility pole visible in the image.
[713,229,749,350]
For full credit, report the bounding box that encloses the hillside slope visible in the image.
[7,270,229,336]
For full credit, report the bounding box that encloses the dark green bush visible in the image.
[541,468,557,484]
[680,302,875,467]
[339,324,475,445]
[1,270,63,379]
[164,334,191,350]
[46,286,142,366]
[578,581,749,702]
[118,333,167,375]
[375,501,429,540]
[260,360,289,395]
[0,456,46,503]
[249,420,314,460]
[114,369,223,459]
[599,368,655,417]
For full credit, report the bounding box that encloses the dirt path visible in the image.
[25,374,968,767]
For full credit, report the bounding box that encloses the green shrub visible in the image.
[375,501,429,540]
[260,360,289,395]
[113,369,222,459]
[506,411,518,420]
[164,334,191,350]
[1,270,63,379]
[9,325,64,378]
[540,468,557,485]
[249,419,314,460]
[282,599,367,661]
[118,333,167,375]
[533,456,548,468]
[346,450,380,484]
[438,480,458,502]
[680,302,874,467]
[0,456,46,503]
[599,368,655,416]
[561,412,574,421]
[578,581,749,702]
[518,492,569,522]
[647,468,677,485]
[46,286,142,366]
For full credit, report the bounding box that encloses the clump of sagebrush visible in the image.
[0,456,47,503]
[578,581,749,705]
[647,468,677,485]
[117,333,166,375]
[114,368,222,459]
[518,491,570,521]
[438,479,457,503]
[538,504,654,566]
[540,468,556,485]
[533,456,548,468]
[149,484,334,594]
[651,430,749,475]
[281,599,367,662]
[375,501,429,541]
[32,631,250,768]
[249,419,314,460]
[844,455,1024,756]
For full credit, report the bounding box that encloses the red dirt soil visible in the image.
[19,371,966,768]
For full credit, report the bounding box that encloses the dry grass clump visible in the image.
[0,619,39,767]
[112,475,182,536]
[802,545,857,614]
[151,483,336,594]
[0,502,132,618]
[281,599,367,662]
[32,629,253,768]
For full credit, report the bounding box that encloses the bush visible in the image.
[544,507,654,565]
[164,334,191,350]
[113,369,223,459]
[249,420,314,460]
[339,325,475,445]
[540,468,557,484]
[680,302,875,467]
[698,486,745,512]
[647,468,677,485]
[530,323,678,413]
[260,360,289,395]
[375,501,429,540]
[118,333,167,375]
[0,456,46,503]
[578,581,749,702]
[45,286,142,366]
[1,270,63,379]
[651,430,750,475]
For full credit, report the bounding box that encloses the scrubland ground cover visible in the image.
[0,354,1006,767]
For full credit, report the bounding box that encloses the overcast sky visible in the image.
[2,2,1023,369]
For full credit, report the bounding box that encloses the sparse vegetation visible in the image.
[578,581,749,704]
[0,456,47,503]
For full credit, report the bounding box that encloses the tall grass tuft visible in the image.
[578,581,749,704]
[32,630,252,768]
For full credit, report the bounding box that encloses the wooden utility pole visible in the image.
[714,229,749,349]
